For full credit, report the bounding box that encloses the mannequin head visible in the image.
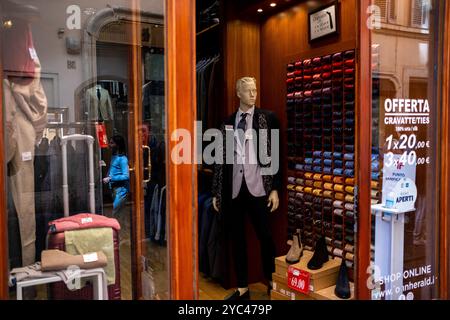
[236,77,257,110]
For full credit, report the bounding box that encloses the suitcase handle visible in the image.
[61,135,95,216]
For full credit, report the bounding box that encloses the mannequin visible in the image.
[212,77,281,300]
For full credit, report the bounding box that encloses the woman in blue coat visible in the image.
[103,135,130,216]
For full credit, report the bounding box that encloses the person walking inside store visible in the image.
[103,135,130,217]
[212,77,281,300]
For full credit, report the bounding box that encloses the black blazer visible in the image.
[212,107,281,213]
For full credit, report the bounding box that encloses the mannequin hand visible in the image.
[212,197,219,212]
[103,176,111,184]
[267,190,279,213]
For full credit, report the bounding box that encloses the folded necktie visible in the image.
[344,50,355,59]
[344,169,355,177]
[343,159,354,169]
[344,68,355,75]
[345,195,355,202]
[313,181,323,189]
[312,81,322,88]
[313,89,322,96]
[332,52,343,61]
[322,55,332,63]
[323,152,333,159]
[304,67,313,75]
[344,59,355,67]
[324,183,334,190]
[322,72,332,79]
[334,176,345,184]
[323,191,334,198]
[345,145,355,152]
[313,74,322,81]
[335,193,345,200]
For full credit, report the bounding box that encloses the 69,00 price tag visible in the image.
[287,266,311,294]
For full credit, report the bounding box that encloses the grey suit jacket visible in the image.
[85,87,114,121]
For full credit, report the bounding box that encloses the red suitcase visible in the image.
[46,135,121,300]
[47,225,121,300]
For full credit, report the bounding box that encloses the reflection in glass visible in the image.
[1,0,166,300]
[370,0,440,301]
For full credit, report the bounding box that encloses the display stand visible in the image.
[371,204,415,300]
[16,269,107,300]
[271,251,347,300]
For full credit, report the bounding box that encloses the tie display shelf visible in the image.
[286,50,357,274]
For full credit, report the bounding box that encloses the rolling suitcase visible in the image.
[46,134,122,300]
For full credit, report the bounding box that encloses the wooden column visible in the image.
[166,0,197,299]
[440,0,450,300]
[356,0,372,300]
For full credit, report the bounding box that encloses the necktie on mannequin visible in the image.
[96,87,104,122]
[238,113,248,145]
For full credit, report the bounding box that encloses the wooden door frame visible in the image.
[439,0,450,300]
[165,0,197,299]
[0,0,197,300]
[356,0,372,300]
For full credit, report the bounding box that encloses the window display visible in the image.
[1,0,168,300]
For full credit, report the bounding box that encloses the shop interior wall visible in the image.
[222,0,357,287]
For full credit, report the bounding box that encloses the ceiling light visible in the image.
[257,8,263,13]
[270,3,277,7]
[3,20,13,28]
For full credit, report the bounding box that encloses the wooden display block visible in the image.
[310,283,355,300]
[275,250,340,292]
[270,290,291,301]
[272,271,355,300]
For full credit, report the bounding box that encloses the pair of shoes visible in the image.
[225,289,250,301]
[307,236,329,270]
[285,229,303,264]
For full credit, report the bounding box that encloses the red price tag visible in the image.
[96,123,108,149]
[287,266,310,294]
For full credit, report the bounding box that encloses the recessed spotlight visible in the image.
[270,3,277,7]
[3,20,13,28]
[257,8,263,13]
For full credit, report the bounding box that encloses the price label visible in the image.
[287,266,310,294]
